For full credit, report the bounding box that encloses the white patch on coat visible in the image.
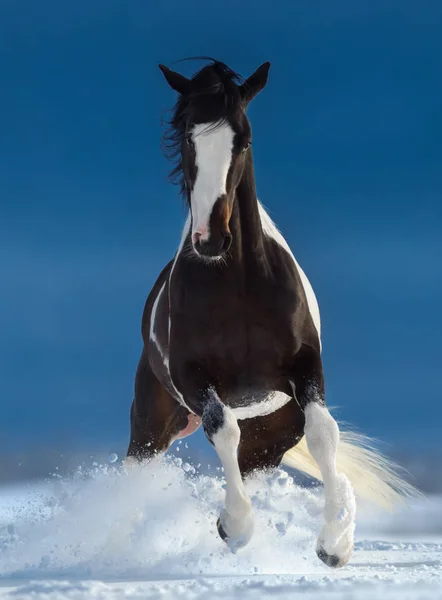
[190,122,234,240]
[149,282,167,366]
[171,213,191,276]
[168,212,191,340]
[209,401,253,548]
[304,402,356,564]
[232,391,292,420]
[258,202,322,349]
[148,219,193,413]
[164,213,195,412]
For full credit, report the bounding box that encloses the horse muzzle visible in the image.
[193,230,232,258]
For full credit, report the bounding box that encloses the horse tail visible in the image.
[282,429,422,511]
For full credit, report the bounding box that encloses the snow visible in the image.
[0,457,441,599]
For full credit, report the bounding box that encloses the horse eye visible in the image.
[186,136,194,148]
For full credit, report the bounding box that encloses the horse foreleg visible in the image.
[126,350,193,462]
[201,390,254,550]
[292,344,356,568]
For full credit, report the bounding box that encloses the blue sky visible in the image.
[1,1,441,459]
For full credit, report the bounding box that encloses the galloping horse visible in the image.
[127,59,416,567]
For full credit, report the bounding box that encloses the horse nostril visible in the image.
[192,232,232,257]
[222,233,232,253]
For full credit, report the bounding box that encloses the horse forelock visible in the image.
[161,59,246,198]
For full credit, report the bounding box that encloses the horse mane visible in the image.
[161,58,245,197]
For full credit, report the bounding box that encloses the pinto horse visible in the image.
[127,59,416,567]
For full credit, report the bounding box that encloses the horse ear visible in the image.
[159,64,191,95]
[240,62,271,104]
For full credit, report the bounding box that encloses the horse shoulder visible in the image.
[257,202,321,349]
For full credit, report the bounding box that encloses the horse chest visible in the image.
[170,278,301,371]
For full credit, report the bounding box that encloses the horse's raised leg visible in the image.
[202,391,254,550]
[127,351,200,461]
[292,345,356,568]
[108,351,198,551]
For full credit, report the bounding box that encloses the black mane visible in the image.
[161,59,245,196]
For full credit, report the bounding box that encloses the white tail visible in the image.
[282,429,422,511]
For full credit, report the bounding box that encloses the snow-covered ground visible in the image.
[0,455,441,599]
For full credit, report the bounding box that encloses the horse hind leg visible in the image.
[292,345,356,568]
[202,391,254,551]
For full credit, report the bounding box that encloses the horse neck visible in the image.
[230,154,264,262]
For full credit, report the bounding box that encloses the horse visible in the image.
[126,59,417,567]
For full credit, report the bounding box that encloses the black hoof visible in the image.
[317,546,341,568]
[216,518,229,543]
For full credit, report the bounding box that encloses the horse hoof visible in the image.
[316,546,349,568]
[216,516,253,552]
[216,517,229,543]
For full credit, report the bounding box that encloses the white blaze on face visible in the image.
[191,122,235,242]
